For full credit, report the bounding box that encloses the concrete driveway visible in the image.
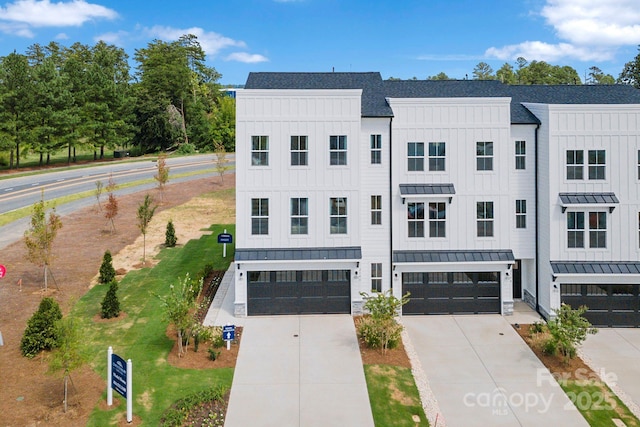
[224,315,374,427]
[403,315,589,427]
[581,329,640,415]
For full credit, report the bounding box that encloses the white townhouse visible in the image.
[233,72,640,327]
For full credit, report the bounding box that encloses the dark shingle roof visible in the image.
[399,183,456,195]
[393,250,514,264]
[383,79,506,98]
[245,72,393,117]
[235,246,362,261]
[559,193,619,205]
[552,262,640,275]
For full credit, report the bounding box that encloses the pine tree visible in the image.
[165,219,177,247]
[101,280,120,319]
[99,250,116,284]
[21,297,62,358]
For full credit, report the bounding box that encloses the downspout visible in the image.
[389,116,394,296]
[534,122,541,316]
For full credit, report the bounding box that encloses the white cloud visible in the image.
[486,0,640,62]
[144,25,246,58]
[94,30,128,45]
[225,52,269,63]
[0,21,33,37]
[0,0,118,27]
[55,32,68,39]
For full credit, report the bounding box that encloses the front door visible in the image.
[513,260,522,299]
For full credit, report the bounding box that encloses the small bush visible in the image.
[357,315,403,350]
[530,321,546,335]
[176,143,196,155]
[21,297,62,358]
[546,304,597,363]
[208,347,221,361]
[101,280,120,319]
[99,250,116,284]
[165,220,177,247]
[160,386,227,427]
[211,327,225,348]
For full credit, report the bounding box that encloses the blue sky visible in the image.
[0,0,639,85]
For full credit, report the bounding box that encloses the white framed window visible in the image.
[516,200,526,229]
[329,135,347,165]
[566,150,583,180]
[588,150,605,180]
[476,141,493,171]
[408,202,425,237]
[370,135,382,164]
[477,201,494,237]
[291,136,308,166]
[428,202,446,237]
[567,212,584,248]
[371,195,382,225]
[589,211,606,248]
[408,142,424,171]
[251,198,269,235]
[515,140,526,170]
[330,197,347,234]
[371,263,382,292]
[428,142,445,171]
[291,197,308,235]
[251,136,269,166]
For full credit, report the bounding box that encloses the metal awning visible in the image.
[400,184,455,203]
[551,261,640,284]
[235,246,362,262]
[559,192,619,213]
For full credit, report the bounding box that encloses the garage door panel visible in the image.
[561,284,640,327]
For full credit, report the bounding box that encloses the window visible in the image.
[516,200,526,229]
[429,202,446,237]
[566,150,583,180]
[567,212,584,248]
[251,198,268,235]
[291,136,308,166]
[408,142,424,171]
[251,136,269,166]
[330,197,347,234]
[291,197,308,235]
[477,202,494,237]
[515,141,526,170]
[589,211,606,248]
[476,142,493,171]
[637,150,640,180]
[370,135,382,164]
[371,263,382,292]
[407,202,425,237]
[428,142,445,171]
[329,135,347,165]
[371,195,382,225]
[588,150,605,180]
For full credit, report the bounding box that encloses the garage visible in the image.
[247,270,351,315]
[561,284,640,327]
[403,271,501,315]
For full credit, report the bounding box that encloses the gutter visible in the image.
[389,116,394,295]
[534,122,542,317]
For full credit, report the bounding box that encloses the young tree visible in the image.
[137,194,157,263]
[427,72,451,80]
[165,219,177,247]
[101,280,120,319]
[154,153,170,200]
[357,290,410,354]
[104,193,118,233]
[94,180,104,211]
[545,303,598,364]
[48,315,87,413]
[213,141,232,183]
[24,192,62,291]
[472,62,495,80]
[99,250,116,284]
[20,297,62,358]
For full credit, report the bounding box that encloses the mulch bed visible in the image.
[354,316,412,368]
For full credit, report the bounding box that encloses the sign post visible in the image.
[223,324,235,351]
[217,230,233,258]
[107,346,133,423]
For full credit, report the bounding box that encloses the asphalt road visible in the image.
[0,153,235,250]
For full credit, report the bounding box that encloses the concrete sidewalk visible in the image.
[403,315,589,427]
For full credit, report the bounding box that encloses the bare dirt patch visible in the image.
[0,173,235,426]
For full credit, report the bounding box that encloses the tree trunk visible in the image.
[9,150,14,169]
[180,99,189,145]
[15,140,20,168]
[68,143,71,165]
[44,264,48,291]
[64,375,68,413]
[177,329,183,356]
[73,147,76,163]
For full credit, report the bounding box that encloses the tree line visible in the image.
[0,34,236,169]
[391,47,640,88]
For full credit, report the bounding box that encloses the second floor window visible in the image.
[371,263,382,292]
[251,136,269,166]
[251,198,269,235]
[589,211,606,248]
[566,150,583,180]
[371,135,382,164]
[476,141,493,171]
[429,202,446,237]
[371,195,382,225]
[330,197,347,234]
[588,150,605,180]
[516,200,526,229]
[515,140,526,170]
[567,211,584,248]
[408,142,424,171]
[408,202,425,237]
[477,201,494,237]
[428,142,446,171]
[330,135,347,165]
[291,198,308,235]
[291,136,308,166]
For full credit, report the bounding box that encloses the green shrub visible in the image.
[165,220,177,247]
[357,315,403,350]
[542,337,558,356]
[160,386,227,426]
[546,304,597,363]
[208,347,221,361]
[176,143,196,155]
[99,250,116,284]
[211,327,225,348]
[530,320,546,335]
[20,297,63,358]
[100,280,120,319]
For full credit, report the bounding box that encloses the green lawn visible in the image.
[560,380,640,427]
[364,364,429,427]
[69,223,235,426]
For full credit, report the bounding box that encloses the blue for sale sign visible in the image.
[217,233,233,244]
[111,353,128,398]
[223,325,235,341]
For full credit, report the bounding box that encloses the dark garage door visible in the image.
[561,284,640,327]
[247,270,351,315]
[403,272,501,315]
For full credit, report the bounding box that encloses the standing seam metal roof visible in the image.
[551,262,640,275]
[559,193,620,204]
[393,250,515,263]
